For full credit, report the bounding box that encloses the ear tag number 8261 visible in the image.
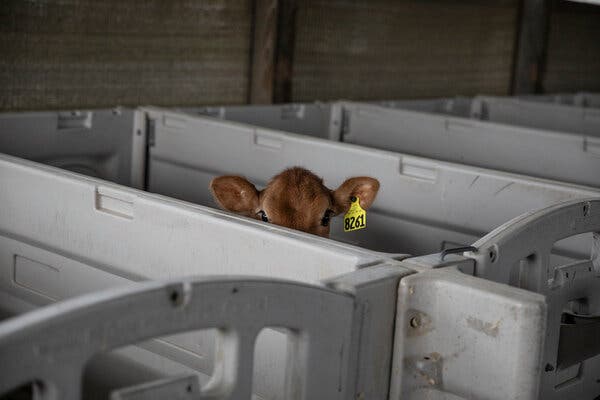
[344,196,367,232]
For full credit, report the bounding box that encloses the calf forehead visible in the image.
[266,169,330,200]
[262,169,331,224]
[263,184,330,213]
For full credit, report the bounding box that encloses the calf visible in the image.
[210,167,379,237]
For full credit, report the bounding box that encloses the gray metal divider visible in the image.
[0,151,404,399]
[143,106,599,260]
[177,100,600,189]
[379,94,600,135]
[391,258,547,400]
[343,101,600,188]
[519,92,600,108]
[471,95,600,138]
[0,264,409,400]
[465,198,600,400]
[0,108,146,188]
[1,117,600,398]
[0,276,355,399]
[391,198,600,400]
[176,102,343,141]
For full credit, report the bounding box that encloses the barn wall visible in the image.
[291,0,520,101]
[0,0,253,110]
[543,0,600,93]
[1,0,600,110]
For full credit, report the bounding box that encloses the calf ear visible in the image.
[332,177,380,214]
[210,176,260,217]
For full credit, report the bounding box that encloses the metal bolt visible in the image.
[410,315,421,328]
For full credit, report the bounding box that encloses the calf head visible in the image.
[210,167,380,237]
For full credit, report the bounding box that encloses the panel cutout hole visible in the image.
[552,233,594,269]
[508,253,536,289]
[0,380,45,400]
[252,327,295,399]
[83,328,217,398]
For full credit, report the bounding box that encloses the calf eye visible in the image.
[321,210,333,227]
[257,210,269,222]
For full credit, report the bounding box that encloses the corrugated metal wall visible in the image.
[1,0,599,110]
[0,0,252,110]
[292,0,519,101]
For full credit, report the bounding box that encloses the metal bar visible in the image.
[0,277,355,400]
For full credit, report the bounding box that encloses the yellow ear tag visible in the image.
[344,196,367,232]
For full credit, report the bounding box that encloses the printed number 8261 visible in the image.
[344,214,366,231]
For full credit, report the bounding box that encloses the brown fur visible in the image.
[210,167,380,238]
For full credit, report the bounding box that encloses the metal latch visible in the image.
[440,246,478,261]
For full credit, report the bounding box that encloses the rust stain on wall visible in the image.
[466,316,501,337]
